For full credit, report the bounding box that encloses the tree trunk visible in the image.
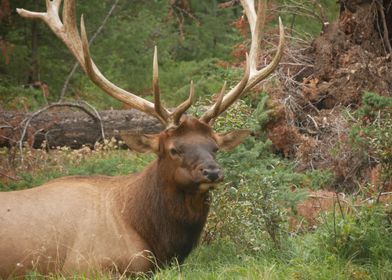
[0,109,163,149]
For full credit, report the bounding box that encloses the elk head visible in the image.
[122,117,251,192]
[17,0,285,192]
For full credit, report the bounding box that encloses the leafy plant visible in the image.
[0,85,47,111]
[349,92,392,194]
[317,203,392,263]
[205,95,314,250]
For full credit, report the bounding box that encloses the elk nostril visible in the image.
[208,172,219,182]
[202,168,221,182]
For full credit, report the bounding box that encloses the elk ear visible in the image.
[215,129,251,151]
[120,133,160,154]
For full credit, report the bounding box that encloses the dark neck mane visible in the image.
[125,160,210,265]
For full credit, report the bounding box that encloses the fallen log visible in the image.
[0,109,163,149]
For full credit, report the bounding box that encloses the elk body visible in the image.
[0,118,249,277]
[0,0,284,277]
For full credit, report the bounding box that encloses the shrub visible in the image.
[349,92,392,192]
[316,203,392,263]
[204,94,315,250]
[0,85,47,111]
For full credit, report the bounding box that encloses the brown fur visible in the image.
[0,117,250,278]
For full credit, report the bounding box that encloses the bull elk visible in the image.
[0,0,284,277]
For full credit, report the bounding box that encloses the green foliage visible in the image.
[302,169,334,190]
[281,0,339,37]
[349,92,392,187]
[316,204,392,264]
[0,85,47,110]
[205,96,327,250]
[361,91,392,112]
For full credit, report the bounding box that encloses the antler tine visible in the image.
[200,0,284,123]
[17,0,84,68]
[17,0,62,22]
[45,0,51,10]
[215,54,250,114]
[210,81,226,123]
[61,0,85,70]
[170,80,196,126]
[200,81,226,124]
[245,16,285,91]
[80,15,95,77]
[46,0,61,11]
[242,0,285,90]
[16,8,46,20]
[247,0,266,75]
[200,54,250,122]
[153,46,170,125]
[63,0,80,39]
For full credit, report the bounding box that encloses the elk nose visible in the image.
[202,167,222,182]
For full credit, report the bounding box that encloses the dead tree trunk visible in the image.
[0,109,163,149]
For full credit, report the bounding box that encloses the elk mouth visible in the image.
[198,181,223,193]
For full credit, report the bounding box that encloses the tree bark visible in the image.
[0,109,163,149]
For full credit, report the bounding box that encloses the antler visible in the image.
[200,0,285,124]
[17,0,282,127]
[16,0,194,127]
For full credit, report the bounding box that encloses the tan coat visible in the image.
[0,174,151,277]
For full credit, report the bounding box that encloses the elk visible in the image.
[0,0,284,277]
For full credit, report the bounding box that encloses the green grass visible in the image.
[152,233,389,280]
[2,143,391,279]
[0,147,154,191]
[19,237,390,279]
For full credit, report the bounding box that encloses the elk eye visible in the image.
[169,148,180,157]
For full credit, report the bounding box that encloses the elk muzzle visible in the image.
[201,167,222,182]
[198,162,224,183]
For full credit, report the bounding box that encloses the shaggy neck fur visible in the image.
[124,159,210,267]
